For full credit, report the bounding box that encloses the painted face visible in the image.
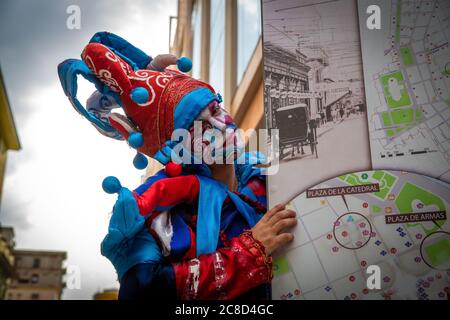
[189,101,244,165]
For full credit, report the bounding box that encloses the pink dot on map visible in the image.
[349,276,355,282]
[390,248,397,254]
[416,234,423,239]
[327,234,333,240]
[415,257,421,263]
[363,288,369,295]
[361,261,367,267]
[294,289,301,295]
[351,293,357,299]
[417,203,423,209]
[363,203,368,208]
[342,231,348,237]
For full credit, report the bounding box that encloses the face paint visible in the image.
[190,101,244,165]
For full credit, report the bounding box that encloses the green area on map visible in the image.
[400,46,414,65]
[339,171,397,200]
[395,182,446,234]
[381,71,412,108]
[273,255,290,277]
[425,238,450,268]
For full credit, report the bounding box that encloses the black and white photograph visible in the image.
[263,0,372,205]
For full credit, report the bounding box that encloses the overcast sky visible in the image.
[0,0,177,299]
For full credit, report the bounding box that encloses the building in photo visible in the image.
[261,0,371,205]
[6,250,67,300]
[263,41,311,131]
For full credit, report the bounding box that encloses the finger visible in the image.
[273,218,297,234]
[264,203,286,220]
[263,203,286,221]
[274,233,294,249]
[269,209,296,224]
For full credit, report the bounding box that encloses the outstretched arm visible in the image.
[119,204,296,300]
[119,230,271,300]
[132,175,200,216]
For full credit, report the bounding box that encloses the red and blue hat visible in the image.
[81,42,220,166]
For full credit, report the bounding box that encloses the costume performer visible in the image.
[58,32,295,300]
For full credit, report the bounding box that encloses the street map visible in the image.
[358,0,450,182]
[272,170,449,300]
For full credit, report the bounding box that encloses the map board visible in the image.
[272,170,449,300]
[359,0,450,182]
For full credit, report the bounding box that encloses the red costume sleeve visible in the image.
[133,175,200,216]
[172,230,273,300]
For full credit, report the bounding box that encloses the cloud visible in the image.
[0,0,177,299]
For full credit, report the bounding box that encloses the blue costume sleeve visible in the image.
[100,186,164,281]
[118,261,176,300]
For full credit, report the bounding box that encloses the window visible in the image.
[237,0,261,84]
[191,1,202,79]
[32,258,40,268]
[209,0,225,99]
[31,274,39,284]
[31,293,39,300]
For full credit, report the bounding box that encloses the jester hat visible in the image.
[58,32,221,167]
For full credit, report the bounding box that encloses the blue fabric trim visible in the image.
[57,59,123,140]
[170,214,191,259]
[100,187,162,281]
[195,176,228,256]
[173,87,218,130]
[89,32,152,70]
[227,192,263,228]
[234,151,266,192]
[133,169,167,195]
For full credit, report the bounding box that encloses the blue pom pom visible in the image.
[130,87,149,104]
[177,57,192,73]
[133,153,148,170]
[128,132,144,149]
[102,176,122,194]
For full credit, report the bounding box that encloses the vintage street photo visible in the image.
[262,0,372,205]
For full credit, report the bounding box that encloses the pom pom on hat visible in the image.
[165,161,182,177]
[128,132,144,149]
[177,57,192,73]
[133,152,148,170]
[102,176,122,194]
[130,87,149,104]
